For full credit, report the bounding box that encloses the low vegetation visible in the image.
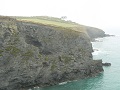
[15,16,77,27]
[11,16,86,34]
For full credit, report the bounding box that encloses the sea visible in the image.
[31,31,120,90]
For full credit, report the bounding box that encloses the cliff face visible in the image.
[0,17,103,90]
[85,26,106,39]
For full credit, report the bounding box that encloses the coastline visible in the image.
[0,16,104,90]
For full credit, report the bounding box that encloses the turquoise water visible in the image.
[32,35,120,90]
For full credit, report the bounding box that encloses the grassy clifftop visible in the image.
[12,16,77,27]
[11,16,87,33]
[11,16,107,39]
[1,15,106,39]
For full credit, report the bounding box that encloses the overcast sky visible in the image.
[0,0,120,34]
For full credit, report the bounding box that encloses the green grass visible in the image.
[0,50,3,57]
[12,16,75,23]
[5,46,21,56]
[13,16,78,27]
[22,50,34,61]
[61,55,73,64]
[12,16,86,33]
[18,18,78,27]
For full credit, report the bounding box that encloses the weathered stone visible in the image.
[102,63,111,66]
[85,26,106,39]
[0,16,103,90]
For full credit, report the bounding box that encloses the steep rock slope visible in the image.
[85,26,106,39]
[0,16,103,90]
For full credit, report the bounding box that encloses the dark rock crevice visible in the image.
[25,35,42,47]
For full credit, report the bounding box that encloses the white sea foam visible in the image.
[92,50,101,55]
[92,48,111,56]
[59,82,67,85]
[92,48,101,55]
[94,38,104,42]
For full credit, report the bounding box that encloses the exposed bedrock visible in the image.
[0,16,103,90]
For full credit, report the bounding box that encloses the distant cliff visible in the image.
[85,26,106,39]
[0,16,103,90]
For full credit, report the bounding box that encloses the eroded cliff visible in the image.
[0,16,103,90]
[85,26,106,39]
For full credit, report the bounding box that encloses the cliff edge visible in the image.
[85,26,106,39]
[0,16,103,90]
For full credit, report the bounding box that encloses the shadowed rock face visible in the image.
[0,17,103,90]
[85,26,106,39]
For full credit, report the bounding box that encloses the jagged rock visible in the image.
[102,63,111,66]
[0,16,103,90]
[85,26,107,41]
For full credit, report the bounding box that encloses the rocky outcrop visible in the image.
[102,63,111,66]
[85,26,106,39]
[0,16,103,90]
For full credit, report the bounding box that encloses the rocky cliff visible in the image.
[85,26,106,39]
[0,16,103,90]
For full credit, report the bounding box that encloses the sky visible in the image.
[0,0,120,34]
